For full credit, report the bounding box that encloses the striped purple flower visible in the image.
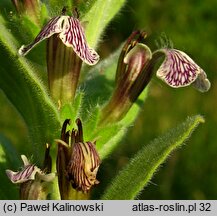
[18,14,99,65]
[67,141,100,192]
[6,164,39,184]
[56,119,101,195]
[6,155,55,184]
[18,16,63,56]
[6,155,41,183]
[156,49,210,92]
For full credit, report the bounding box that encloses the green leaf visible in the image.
[0,14,60,163]
[96,123,126,159]
[102,115,205,200]
[0,134,21,199]
[83,0,126,48]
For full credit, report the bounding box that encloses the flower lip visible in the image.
[18,9,99,65]
[192,70,211,92]
[156,48,211,92]
[6,164,39,184]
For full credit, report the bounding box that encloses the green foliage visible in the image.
[0,135,21,199]
[83,0,126,48]
[0,15,60,163]
[0,0,212,200]
[102,115,204,199]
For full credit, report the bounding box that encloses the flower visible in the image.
[155,48,211,92]
[18,8,99,65]
[67,141,100,192]
[56,119,100,198]
[100,31,153,123]
[6,154,55,199]
[100,31,211,125]
[6,155,42,184]
[18,7,100,104]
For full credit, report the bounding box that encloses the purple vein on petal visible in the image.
[59,17,99,65]
[156,49,201,88]
[18,16,65,56]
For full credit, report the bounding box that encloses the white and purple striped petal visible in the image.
[59,17,99,65]
[6,164,41,184]
[6,155,42,184]
[156,49,201,88]
[19,16,65,56]
[18,14,99,65]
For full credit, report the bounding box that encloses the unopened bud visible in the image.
[56,119,100,199]
[100,31,153,124]
[67,141,100,192]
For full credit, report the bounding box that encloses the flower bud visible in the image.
[56,119,100,199]
[56,119,71,199]
[100,31,153,123]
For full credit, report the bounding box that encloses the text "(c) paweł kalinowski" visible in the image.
[20,202,104,212]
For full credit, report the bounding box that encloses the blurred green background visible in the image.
[1,0,217,199]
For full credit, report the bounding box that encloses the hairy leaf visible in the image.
[83,0,126,48]
[0,134,21,199]
[0,15,60,163]
[102,115,205,199]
